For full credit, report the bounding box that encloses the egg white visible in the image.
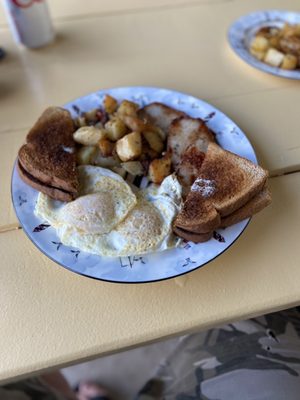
[35,169,182,257]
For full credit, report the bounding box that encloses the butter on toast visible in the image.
[168,117,215,170]
[18,107,78,199]
[138,102,186,139]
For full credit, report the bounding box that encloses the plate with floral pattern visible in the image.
[228,10,300,80]
[12,87,257,283]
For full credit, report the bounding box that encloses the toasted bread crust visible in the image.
[18,107,78,195]
[174,192,221,233]
[220,186,272,228]
[198,143,268,216]
[173,226,213,243]
[17,162,74,202]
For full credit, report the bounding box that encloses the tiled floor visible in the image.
[61,336,180,400]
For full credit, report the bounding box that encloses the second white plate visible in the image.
[228,10,300,80]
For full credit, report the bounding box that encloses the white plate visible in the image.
[12,87,256,283]
[228,10,300,80]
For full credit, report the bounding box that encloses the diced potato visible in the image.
[98,138,115,157]
[121,161,144,176]
[281,23,296,37]
[148,154,172,184]
[84,108,98,123]
[73,126,107,146]
[76,146,97,165]
[264,48,284,67]
[74,116,87,128]
[104,94,118,114]
[281,53,298,69]
[105,117,128,141]
[143,130,164,153]
[111,166,127,179]
[268,35,281,49]
[116,131,142,162]
[250,36,269,52]
[151,125,166,141]
[117,100,139,117]
[141,142,160,160]
[93,150,120,168]
[295,24,300,36]
[120,115,146,132]
[249,48,266,61]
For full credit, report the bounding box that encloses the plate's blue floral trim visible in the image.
[119,256,147,268]
[18,194,27,206]
[204,111,216,122]
[51,241,62,251]
[213,231,226,243]
[70,250,80,259]
[182,257,196,268]
[33,223,50,233]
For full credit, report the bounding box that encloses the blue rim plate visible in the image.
[228,10,300,80]
[11,87,255,284]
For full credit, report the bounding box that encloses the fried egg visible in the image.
[35,165,137,234]
[35,169,182,257]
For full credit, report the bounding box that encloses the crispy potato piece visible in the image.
[295,24,300,37]
[148,154,172,184]
[281,23,297,37]
[121,161,144,176]
[140,142,160,160]
[268,34,281,49]
[98,138,115,157]
[74,116,87,128]
[105,117,128,141]
[250,36,269,52]
[281,53,298,69]
[117,100,139,117]
[116,132,142,162]
[93,149,120,168]
[120,115,146,132]
[249,48,266,61]
[84,109,98,124]
[73,126,107,146]
[104,94,118,114]
[264,48,284,66]
[143,130,164,153]
[111,166,127,179]
[77,146,97,165]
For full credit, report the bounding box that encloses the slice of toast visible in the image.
[18,107,78,196]
[174,190,221,233]
[197,143,268,217]
[17,162,74,202]
[174,143,268,234]
[173,226,213,243]
[220,186,271,228]
[138,102,186,139]
[167,117,215,170]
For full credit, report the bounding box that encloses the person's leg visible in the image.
[40,371,77,400]
[41,372,112,400]
[136,307,300,400]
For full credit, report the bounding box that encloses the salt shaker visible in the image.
[2,0,55,48]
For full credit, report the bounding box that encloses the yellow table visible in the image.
[0,0,299,383]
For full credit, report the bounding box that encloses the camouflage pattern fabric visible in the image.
[137,308,300,400]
